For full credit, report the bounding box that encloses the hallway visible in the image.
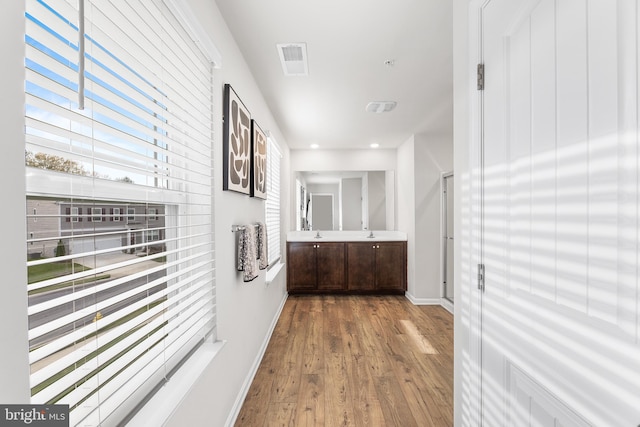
[235,295,453,426]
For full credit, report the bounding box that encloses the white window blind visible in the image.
[265,137,282,265]
[24,1,215,426]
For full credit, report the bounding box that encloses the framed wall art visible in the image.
[251,120,267,199]
[223,83,252,195]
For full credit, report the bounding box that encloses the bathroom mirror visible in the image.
[295,170,395,231]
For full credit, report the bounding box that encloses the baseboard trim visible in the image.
[225,293,288,427]
[440,298,454,314]
[404,293,442,306]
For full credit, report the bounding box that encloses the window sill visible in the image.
[127,340,226,426]
[265,262,285,285]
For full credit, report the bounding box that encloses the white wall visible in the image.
[165,1,291,426]
[0,0,30,404]
[396,137,416,296]
[397,134,453,303]
[413,134,453,301]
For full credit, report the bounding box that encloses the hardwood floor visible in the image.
[234,295,454,427]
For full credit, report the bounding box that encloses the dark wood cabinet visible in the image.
[345,243,375,291]
[287,242,346,292]
[286,242,317,290]
[347,242,406,292]
[287,240,406,294]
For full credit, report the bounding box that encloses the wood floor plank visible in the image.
[235,295,453,427]
[353,303,394,377]
[304,310,324,355]
[234,368,276,427]
[296,374,325,427]
[271,372,301,404]
[303,310,325,375]
[373,375,420,427]
[324,352,357,426]
[263,403,296,427]
[323,298,345,354]
[386,345,451,427]
[345,352,386,427]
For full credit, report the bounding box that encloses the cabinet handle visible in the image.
[377,245,380,249]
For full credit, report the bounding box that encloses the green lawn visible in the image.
[28,261,109,295]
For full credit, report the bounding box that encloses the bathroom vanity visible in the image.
[286,231,407,294]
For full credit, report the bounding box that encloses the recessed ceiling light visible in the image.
[370,143,379,148]
[310,144,319,149]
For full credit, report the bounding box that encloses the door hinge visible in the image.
[477,263,485,291]
[477,63,484,91]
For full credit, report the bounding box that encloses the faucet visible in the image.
[315,230,322,238]
[367,230,375,238]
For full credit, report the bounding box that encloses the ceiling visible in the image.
[214,0,454,151]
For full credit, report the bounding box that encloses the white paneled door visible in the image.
[480,0,640,426]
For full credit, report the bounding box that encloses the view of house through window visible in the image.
[26,197,170,385]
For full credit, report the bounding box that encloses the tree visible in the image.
[25,151,89,176]
[55,239,66,257]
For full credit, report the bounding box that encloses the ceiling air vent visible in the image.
[277,43,309,76]
[365,101,397,113]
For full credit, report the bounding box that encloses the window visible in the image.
[24,1,216,426]
[113,207,120,222]
[147,229,159,242]
[71,207,79,222]
[91,207,102,222]
[265,137,282,265]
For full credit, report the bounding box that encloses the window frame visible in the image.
[265,136,282,267]
[23,1,219,425]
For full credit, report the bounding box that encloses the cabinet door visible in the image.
[346,242,375,291]
[316,242,346,290]
[287,242,317,290]
[375,242,406,291]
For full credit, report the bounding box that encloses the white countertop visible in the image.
[287,230,408,242]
